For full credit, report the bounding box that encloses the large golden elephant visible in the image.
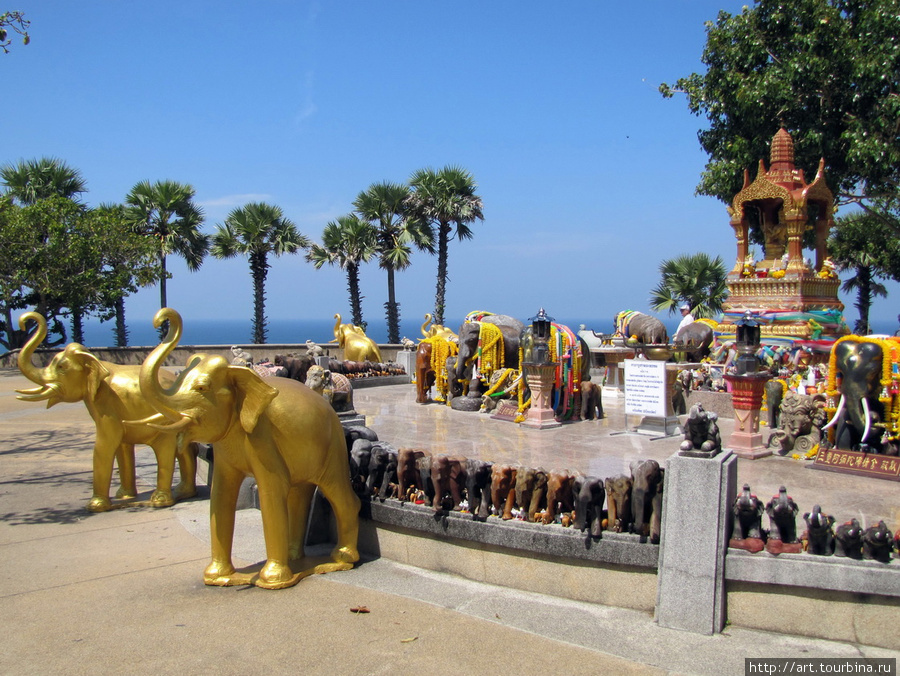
[15,311,197,512]
[333,314,382,362]
[137,308,360,589]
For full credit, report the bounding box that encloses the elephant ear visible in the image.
[229,366,278,433]
[70,346,111,400]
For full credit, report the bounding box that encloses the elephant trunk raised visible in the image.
[16,312,73,405]
[137,308,195,430]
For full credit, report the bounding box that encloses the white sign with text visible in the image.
[624,359,667,417]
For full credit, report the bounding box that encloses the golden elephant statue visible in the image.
[15,311,197,512]
[136,308,360,589]
[333,314,382,362]
[420,313,458,342]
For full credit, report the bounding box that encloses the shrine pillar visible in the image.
[784,206,807,275]
[730,217,749,276]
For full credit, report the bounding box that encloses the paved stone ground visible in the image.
[1,370,898,675]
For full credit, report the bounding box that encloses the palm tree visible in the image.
[124,180,209,328]
[306,215,377,328]
[650,252,728,319]
[211,202,310,344]
[406,166,483,326]
[829,211,900,334]
[354,181,434,343]
[1,157,86,206]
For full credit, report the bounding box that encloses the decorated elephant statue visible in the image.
[452,312,525,401]
[673,321,714,361]
[305,365,355,414]
[613,310,668,344]
[333,314,382,363]
[420,313,458,342]
[822,335,900,455]
[16,311,197,512]
[862,521,894,563]
[414,336,458,404]
[137,308,360,589]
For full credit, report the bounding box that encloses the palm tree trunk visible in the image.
[348,263,364,328]
[158,250,168,340]
[250,251,269,344]
[854,266,874,334]
[385,267,400,344]
[70,307,84,344]
[434,222,450,326]
[114,296,129,347]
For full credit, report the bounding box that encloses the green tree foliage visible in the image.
[0,11,30,54]
[354,181,434,344]
[660,0,900,221]
[307,215,377,329]
[125,180,209,320]
[1,157,86,206]
[829,208,900,333]
[211,202,310,345]
[406,166,483,326]
[649,252,728,319]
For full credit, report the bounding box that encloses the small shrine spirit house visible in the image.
[718,128,848,345]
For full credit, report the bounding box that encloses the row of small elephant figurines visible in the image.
[345,427,664,542]
[270,353,405,383]
[731,484,898,563]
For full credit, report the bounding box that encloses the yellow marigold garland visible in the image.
[477,322,504,378]
[422,336,457,402]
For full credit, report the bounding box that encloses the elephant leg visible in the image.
[113,443,137,501]
[205,461,243,585]
[149,437,177,508]
[174,442,198,500]
[316,478,361,570]
[88,434,122,512]
[288,482,316,560]
[255,472,295,589]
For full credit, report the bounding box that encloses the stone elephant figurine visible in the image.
[465,458,493,521]
[822,336,900,455]
[490,463,518,520]
[862,521,894,563]
[630,459,662,537]
[613,310,668,344]
[137,308,360,589]
[765,379,786,429]
[679,403,722,455]
[430,454,466,511]
[542,470,576,525]
[834,518,863,559]
[273,354,314,383]
[452,313,525,401]
[673,321,714,361]
[765,486,800,552]
[396,448,428,501]
[803,505,835,556]
[367,444,398,500]
[573,475,605,537]
[731,483,765,542]
[16,311,197,512]
[514,466,547,522]
[579,378,604,420]
[604,474,633,533]
[333,314,382,363]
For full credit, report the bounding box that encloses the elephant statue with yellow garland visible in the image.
[136,309,360,589]
[420,313,458,342]
[16,311,198,512]
[823,335,900,455]
[333,314,382,362]
[450,312,524,401]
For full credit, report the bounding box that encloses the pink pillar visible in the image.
[724,373,772,459]
[521,363,562,429]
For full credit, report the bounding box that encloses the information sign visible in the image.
[624,359,667,418]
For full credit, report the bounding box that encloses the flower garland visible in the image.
[423,336,458,402]
[477,322,504,378]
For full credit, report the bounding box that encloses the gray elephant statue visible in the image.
[613,310,668,344]
[451,313,525,402]
[679,403,722,456]
[822,336,899,455]
[630,459,662,538]
[765,379,786,429]
[573,475,605,537]
[465,458,493,521]
[834,518,863,559]
[673,321,714,361]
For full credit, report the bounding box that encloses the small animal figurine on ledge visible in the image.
[862,521,894,563]
[764,486,802,555]
[802,505,835,556]
[834,518,863,559]
[730,483,766,553]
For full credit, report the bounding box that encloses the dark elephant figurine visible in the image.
[673,321,714,361]
[834,518,864,559]
[416,454,434,503]
[465,458,493,521]
[613,310,668,344]
[604,474,633,533]
[630,459,662,537]
[649,472,664,544]
[862,521,894,563]
[366,445,398,501]
[822,337,899,455]
[732,483,765,541]
[765,380,786,429]
[542,470,577,525]
[414,342,436,404]
[273,354,314,383]
[679,403,721,456]
[430,454,467,511]
[348,439,372,495]
[453,314,525,400]
[803,505,835,556]
[579,377,604,420]
[573,475,605,537]
[397,448,428,501]
[490,464,518,520]
[765,486,799,544]
[514,466,547,522]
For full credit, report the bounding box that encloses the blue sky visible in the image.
[6,1,897,333]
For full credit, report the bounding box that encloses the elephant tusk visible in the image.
[123,413,170,426]
[822,394,844,430]
[15,382,59,402]
[861,396,872,444]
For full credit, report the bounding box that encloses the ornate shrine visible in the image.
[717,128,849,347]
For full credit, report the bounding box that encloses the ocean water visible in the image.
[73,315,900,348]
